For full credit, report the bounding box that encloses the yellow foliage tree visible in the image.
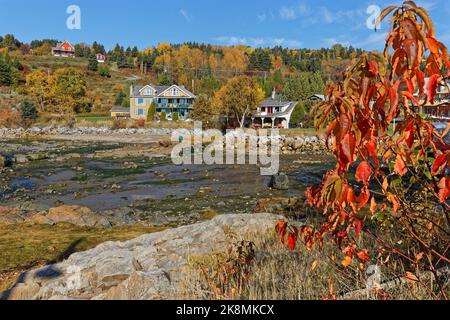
[214,76,264,128]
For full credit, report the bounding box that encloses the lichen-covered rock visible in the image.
[269,173,289,190]
[0,206,25,224]
[47,205,111,228]
[2,213,282,300]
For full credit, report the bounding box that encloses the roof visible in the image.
[110,107,130,113]
[52,40,75,52]
[131,84,196,98]
[260,97,292,108]
[309,94,325,101]
[255,101,298,118]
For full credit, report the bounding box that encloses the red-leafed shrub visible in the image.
[0,110,22,128]
[278,1,449,299]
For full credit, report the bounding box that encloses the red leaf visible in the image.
[431,152,449,175]
[438,177,450,203]
[287,232,298,251]
[394,155,407,176]
[339,133,356,168]
[368,60,379,76]
[276,221,287,244]
[356,161,373,185]
[356,250,370,263]
[356,187,370,210]
[426,74,440,104]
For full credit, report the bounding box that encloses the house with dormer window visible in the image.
[112,84,196,120]
[251,90,297,129]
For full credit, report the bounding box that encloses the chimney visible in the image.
[271,88,276,100]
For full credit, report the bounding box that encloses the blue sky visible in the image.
[1,0,450,51]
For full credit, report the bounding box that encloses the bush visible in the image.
[172,112,179,122]
[98,65,111,78]
[0,110,22,128]
[112,119,127,129]
[135,119,146,128]
[20,101,38,121]
[160,111,167,122]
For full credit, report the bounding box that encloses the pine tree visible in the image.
[0,59,12,86]
[87,54,98,71]
[147,101,156,122]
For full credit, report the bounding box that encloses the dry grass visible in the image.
[178,229,440,300]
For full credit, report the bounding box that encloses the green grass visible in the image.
[76,116,111,124]
[0,223,165,291]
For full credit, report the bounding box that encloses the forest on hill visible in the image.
[0,33,366,127]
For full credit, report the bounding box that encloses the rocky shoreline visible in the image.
[0,126,328,158]
[1,213,283,300]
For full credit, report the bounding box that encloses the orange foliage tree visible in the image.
[278,1,449,298]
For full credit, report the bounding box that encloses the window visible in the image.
[171,87,178,96]
[137,108,145,116]
[136,98,145,106]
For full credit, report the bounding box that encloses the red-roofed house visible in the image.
[52,40,75,58]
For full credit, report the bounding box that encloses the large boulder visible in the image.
[3,213,282,300]
[269,173,289,190]
[0,206,25,224]
[47,205,111,228]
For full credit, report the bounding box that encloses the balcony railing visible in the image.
[157,103,193,109]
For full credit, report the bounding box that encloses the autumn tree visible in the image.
[214,76,264,128]
[26,70,51,113]
[49,68,87,114]
[191,94,218,127]
[278,1,450,299]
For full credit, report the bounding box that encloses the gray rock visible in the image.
[4,213,282,300]
[269,173,289,190]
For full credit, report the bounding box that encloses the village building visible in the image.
[52,40,75,58]
[308,94,325,103]
[111,84,196,120]
[251,90,297,129]
[96,53,106,63]
[416,78,450,121]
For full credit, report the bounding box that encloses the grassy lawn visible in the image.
[76,115,111,124]
[0,223,165,291]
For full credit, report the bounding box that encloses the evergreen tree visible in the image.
[115,91,126,106]
[249,49,272,71]
[0,59,12,86]
[160,111,167,121]
[172,111,179,122]
[147,101,157,122]
[158,73,172,86]
[20,101,38,121]
[87,54,99,71]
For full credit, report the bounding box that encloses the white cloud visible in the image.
[279,6,297,20]
[354,31,388,49]
[179,9,191,22]
[257,13,267,23]
[214,36,302,48]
